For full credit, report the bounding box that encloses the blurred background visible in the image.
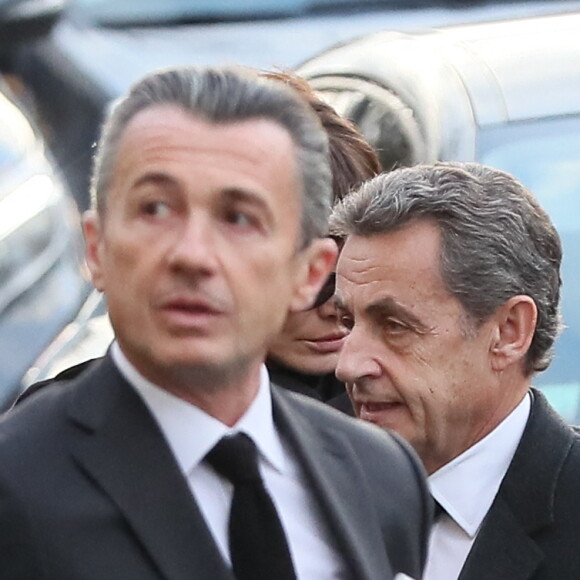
[1,0,579,417]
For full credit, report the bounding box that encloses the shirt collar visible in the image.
[111,341,287,476]
[428,392,531,537]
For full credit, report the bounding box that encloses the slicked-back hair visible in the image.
[261,70,381,203]
[330,162,563,375]
[90,65,332,246]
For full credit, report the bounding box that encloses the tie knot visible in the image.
[205,433,261,484]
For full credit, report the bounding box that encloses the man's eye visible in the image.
[382,318,408,334]
[225,210,256,228]
[141,201,171,217]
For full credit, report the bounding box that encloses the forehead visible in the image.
[122,103,295,162]
[336,221,451,307]
[112,104,301,201]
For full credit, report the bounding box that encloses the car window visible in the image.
[479,116,580,230]
[479,116,580,419]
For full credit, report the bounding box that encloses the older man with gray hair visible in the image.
[330,161,580,580]
[0,66,430,580]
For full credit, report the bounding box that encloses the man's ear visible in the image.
[82,210,106,292]
[289,237,338,312]
[489,295,537,372]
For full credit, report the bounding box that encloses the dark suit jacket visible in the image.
[459,388,580,580]
[0,354,431,580]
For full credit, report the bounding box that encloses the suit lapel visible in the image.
[271,388,394,580]
[460,389,574,580]
[67,356,233,580]
[459,496,543,580]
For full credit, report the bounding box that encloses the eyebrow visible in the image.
[131,171,177,190]
[130,174,274,216]
[220,186,271,209]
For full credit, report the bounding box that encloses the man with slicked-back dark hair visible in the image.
[0,66,430,580]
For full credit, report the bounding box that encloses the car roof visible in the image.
[299,10,580,127]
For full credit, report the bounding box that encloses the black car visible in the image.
[8,0,580,209]
[0,0,89,410]
[296,10,580,422]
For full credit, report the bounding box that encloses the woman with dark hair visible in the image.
[262,71,381,409]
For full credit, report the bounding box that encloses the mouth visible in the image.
[305,333,347,353]
[356,401,405,424]
[158,296,224,329]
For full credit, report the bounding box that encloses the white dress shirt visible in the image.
[111,342,347,579]
[424,393,531,580]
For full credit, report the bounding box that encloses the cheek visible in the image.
[105,240,140,279]
[280,310,315,337]
[391,343,456,418]
[414,345,478,419]
[99,231,157,300]
[413,332,468,378]
[346,382,355,400]
[260,250,302,300]
[238,259,295,330]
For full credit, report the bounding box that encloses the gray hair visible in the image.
[91,65,332,245]
[330,162,563,374]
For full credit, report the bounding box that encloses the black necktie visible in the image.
[205,433,297,580]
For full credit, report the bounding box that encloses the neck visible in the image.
[169,381,261,427]
[164,363,264,427]
[116,343,264,427]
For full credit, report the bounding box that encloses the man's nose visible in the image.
[336,326,382,383]
[166,214,219,274]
